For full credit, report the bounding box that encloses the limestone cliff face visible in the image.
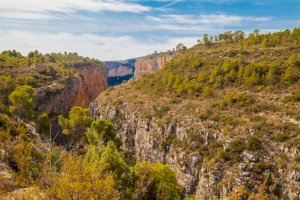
[105,59,135,77]
[37,62,108,115]
[90,94,300,199]
[90,100,202,195]
[108,65,133,77]
[134,52,175,78]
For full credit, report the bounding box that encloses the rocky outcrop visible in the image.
[36,62,108,115]
[105,59,135,86]
[89,100,202,195]
[105,53,176,85]
[105,59,135,78]
[134,52,175,78]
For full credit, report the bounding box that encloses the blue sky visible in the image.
[0,0,299,60]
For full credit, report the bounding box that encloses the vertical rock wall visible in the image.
[36,62,108,115]
[134,52,175,78]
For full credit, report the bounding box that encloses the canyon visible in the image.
[1,23,299,200]
[2,30,299,199]
[34,51,174,117]
[105,52,176,86]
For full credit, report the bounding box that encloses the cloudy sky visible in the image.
[0,0,299,60]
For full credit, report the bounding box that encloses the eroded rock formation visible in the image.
[37,62,108,115]
[106,59,135,78]
[134,52,175,78]
[89,100,202,195]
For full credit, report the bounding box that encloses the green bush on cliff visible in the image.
[86,118,121,147]
[247,136,263,151]
[134,162,181,200]
[37,113,51,134]
[9,85,36,121]
[58,106,92,136]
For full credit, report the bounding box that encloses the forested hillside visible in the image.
[0,28,299,199]
[91,28,300,199]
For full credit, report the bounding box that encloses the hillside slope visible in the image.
[90,29,300,199]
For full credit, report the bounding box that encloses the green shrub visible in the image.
[229,139,247,154]
[203,86,212,97]
[134,162,181,200]
[273,133,289,142]
[9,85,36,121]
[247,136,263,151]
[252,162,273,174]
[224,92,236,104]
[283,66,300,84]
[217,150,231,161]
[37,113,51,134]
[225,139,247,161]
[283,93,300,102]
[235,93,255,107]
[86,118,121,147]
[58,106,92,136]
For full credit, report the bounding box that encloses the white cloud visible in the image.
[0,11,57,20]
[0,0,150,20]
[0,30,197,60]
[146,14,272,26]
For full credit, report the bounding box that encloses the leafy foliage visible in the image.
[134,162,181,200]
[86,118,121,146]
[37,113,51,134]
[9,85,36,120]
[58,106,92,136]
[47,154,120,200]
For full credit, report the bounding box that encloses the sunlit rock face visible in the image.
[105,52,175,86]
[36,62,108,116]
[134,52,175,78]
